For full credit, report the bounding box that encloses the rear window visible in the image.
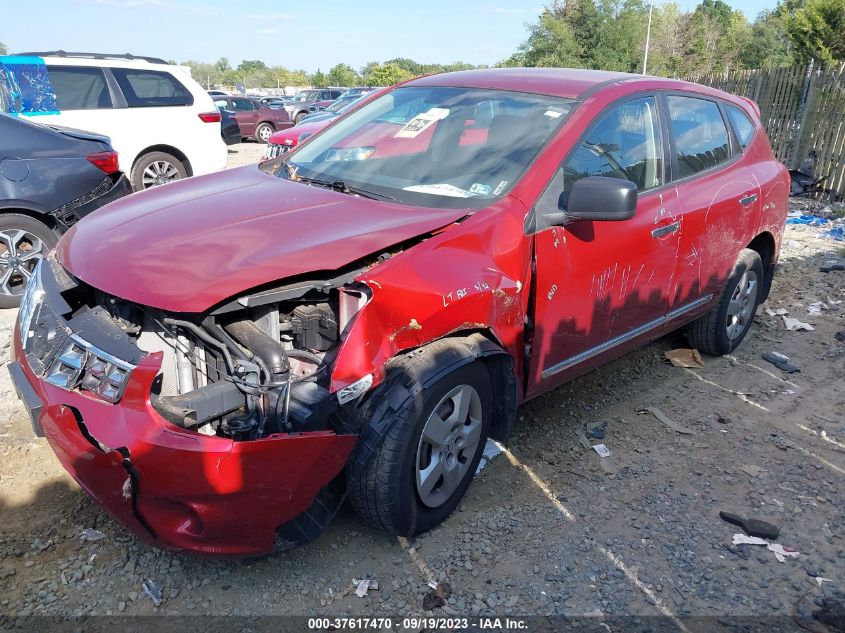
[111,68,193,107]
[46,66,111,110]
[667,95,730,178]
[726,105,756,150]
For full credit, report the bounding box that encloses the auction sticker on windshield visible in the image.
[395,107,450,138]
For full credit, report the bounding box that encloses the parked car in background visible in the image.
[219,108,241,146]
[0,52,227,191]
[0,113,130,307]
[8,68,788,555]
[309,88,375,114]
[212,95,292,143]
[207,90,229,97]
[258,96,289,109]
[285,88,344,124]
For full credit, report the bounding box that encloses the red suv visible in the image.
[9,69,788,556]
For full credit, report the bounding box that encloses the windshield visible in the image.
[326,95,358,113]
[286,86,577,209]
[293,90,320,102]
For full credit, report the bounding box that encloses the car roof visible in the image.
[406,67,736,102]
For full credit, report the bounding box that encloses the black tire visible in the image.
[687,248,764,355]
[130,152,188,191]
[294,112,306,125]
[348,362,492,537]
[0,213,58,309]
[255,122,274,144]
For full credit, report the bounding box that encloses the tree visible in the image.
[365,63,414,86]
[784,0,845,64]
[215,57,231,73]
[326,63,358,87]
[0,42,7,55]
[310,69,327,88]
[739,9,794,69]
[237,59,267,73]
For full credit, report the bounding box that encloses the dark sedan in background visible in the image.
[212,96,293,143]
[220,108,242,146]
[0,114,131,307]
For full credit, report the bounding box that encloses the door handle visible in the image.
[739,193,758,206]
[651,221,680,238]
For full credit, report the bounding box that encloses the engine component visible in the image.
[224,319,290,375]
[154,380,244,428]
[290,304,338,351]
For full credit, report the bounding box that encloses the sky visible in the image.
[2,0,780,74]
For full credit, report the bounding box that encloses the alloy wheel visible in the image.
[0,229,44,297]
[415,384,483,508]
[726,269,757,340]
[142,160,182,188]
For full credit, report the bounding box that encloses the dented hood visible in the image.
[57,166,467,313]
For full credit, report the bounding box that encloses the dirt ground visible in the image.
[0,146,842,627]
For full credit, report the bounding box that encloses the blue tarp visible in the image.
[785,214,830,226]
[0,56,59,115]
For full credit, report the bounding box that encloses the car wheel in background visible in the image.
[255,123,274,144]
[0,214,58,309]
[687,248,764,355]
[131,152,188,191]
[294,112,306,125]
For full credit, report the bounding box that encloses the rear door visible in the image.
[528,95,682,394]
[664,94,761,311]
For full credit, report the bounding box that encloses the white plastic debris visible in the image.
[475,439,502,474]
[782,316,815,331]
[808,302,826,316]
[765,307,788,317]
[730,534,800,562]
[732,534,768,546]
[816,577,833,587]
[593,444,611,457]
[142,579,163,606]
[353,578,378,597]
[79,528,106,542]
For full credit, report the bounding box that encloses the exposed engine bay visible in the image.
[39,254,372,441]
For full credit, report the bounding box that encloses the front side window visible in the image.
[726,105,755,150]
[111,68,193,107]
[46,66,111,110]
[667,95,730,178]
[563,96,663,195]
[232,98,256,111]
[286,86,577,209]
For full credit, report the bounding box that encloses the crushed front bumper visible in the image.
[9,331,358,557]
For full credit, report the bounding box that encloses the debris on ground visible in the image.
[819,225,845,241]
[730,534,799,562]
[422,581,452,610]
[142,579,163,606]
[592,444,611,458]
[79,528,106,542]
[836,331,845,343]
[475,439,502,474]
[820,262,844,273]
[719,511,780,539]
[808,302,826,316]
[782,315,815,331]
[353,578,378,598]
[765,307,789,316]
[762,351,801,373]
[664,348,705,368]
[637,406,696,435]
[586,420,608,440]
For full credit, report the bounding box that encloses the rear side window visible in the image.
[231,98,256,111]
[46,66,112,110]
[111,68,193,107]
[667,95,730,178]
[564,96,664,193]
[726,105,756,150]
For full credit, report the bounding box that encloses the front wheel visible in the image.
[687,248,764,355]
[131,152,188,191]
[0,214,57,309]
[348,362,492,537]
[255,122,274,144]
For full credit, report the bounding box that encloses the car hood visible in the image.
[57,166,468,313]
[268,120,328,144]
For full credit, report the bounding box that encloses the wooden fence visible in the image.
[686,62,845,198]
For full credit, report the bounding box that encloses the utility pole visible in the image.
[642,0,654,75]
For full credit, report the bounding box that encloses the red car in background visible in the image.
[212,95,293,143]
[10,69,788,557]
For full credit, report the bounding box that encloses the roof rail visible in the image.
[13,51,170,64]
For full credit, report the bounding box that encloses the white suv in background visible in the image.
[0,51,227,190]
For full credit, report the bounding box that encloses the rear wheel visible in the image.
[0,214,57,309]
[294,112,306,125]
[131,152,188,191]
[687,248,764,355]
[348,362,492,536]
[255,122,274,143]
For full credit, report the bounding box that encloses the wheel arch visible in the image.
[0,206,59,233]
[746,231,776,301]
[132,145,193,177]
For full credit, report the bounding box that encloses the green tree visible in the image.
[326,63,358,87]
[237,59,267,73]
[215,57,231,73]
[0,42,7,56]
[784,0,845,64]
[365,63,414,86]
[310,69,327,88]
[739,9,794,68]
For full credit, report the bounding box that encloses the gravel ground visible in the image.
[0,153,843,626]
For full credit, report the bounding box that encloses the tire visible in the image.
[131,152,188,191]
[687,248,764,355]
[255,122,274,144]
[0,214,58,309]
[348,362,492,537]
[294,112,306,125]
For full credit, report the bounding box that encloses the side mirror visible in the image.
[566,176,637,222]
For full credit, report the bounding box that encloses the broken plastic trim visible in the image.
[336,373,373,404]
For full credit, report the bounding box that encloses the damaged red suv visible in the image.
[9,69,788,557]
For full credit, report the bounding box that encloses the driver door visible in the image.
[527,95,682,395]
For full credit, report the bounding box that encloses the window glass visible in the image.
[667,95,730,177]
[111,69,192,107]
[231,98,255,111]
[563,96,663,196]
[213,98,228,110]
[45,66,111,110]
[726,105,755,149]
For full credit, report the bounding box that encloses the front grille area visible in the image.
[52,177,114,227]
[264,143,292,160]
